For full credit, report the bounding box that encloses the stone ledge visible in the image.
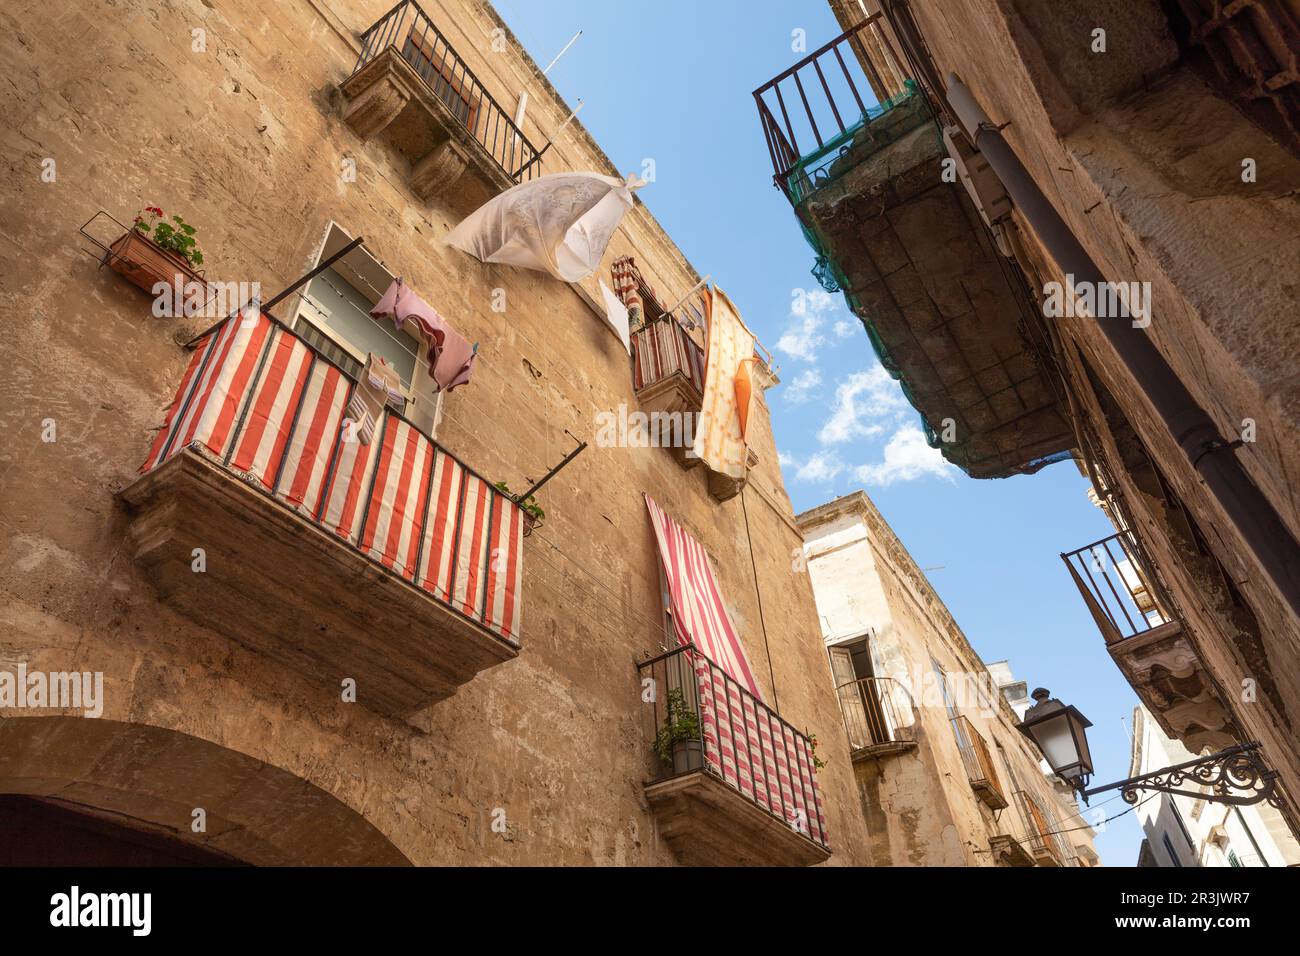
[989,833,1035,867]
[340,47,519,207]
[118,449,518,719]
[1108,622,1236,753]
[850,739,918,763]
[644,769,831,867]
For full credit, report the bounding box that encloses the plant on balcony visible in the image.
[493,481,545,537]
[653,688,704,774]
[808,732,827,772]
[133,207,205,267]
[107,205,206,296]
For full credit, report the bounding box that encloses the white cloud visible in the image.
[833,320,855,338]
[777,288,839,362]
[817,367,907,444]
[776,313,825,362]
[784,368,822,403]
[853,426,956,486]
[795,451,845,483]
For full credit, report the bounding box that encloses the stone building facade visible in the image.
[1131,704,1300,867]
[799,492,1100,866]
[755,0,1300,831]
[0,0,874,865]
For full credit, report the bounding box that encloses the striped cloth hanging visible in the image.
[643,494,827,844]
[138,311,523,644]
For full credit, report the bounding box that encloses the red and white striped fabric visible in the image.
[140,310,273,471]
[631,315,706,395]
[227,330,314,487]
[274,363,351,517]
[317,421,384,544]
[644,494,762,696]
[359,418,435,580]
[644,494,827,845]
[482,496,524,641]
[451,473,493,620]
[416,450,466,603]
[138,311,525,643]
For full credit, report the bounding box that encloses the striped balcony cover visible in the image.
[644,494,827,845]
[631,317,706,395]
[139,311,523,643]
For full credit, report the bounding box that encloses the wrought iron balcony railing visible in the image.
[630,315,706,405]
[637,643,829,858]
[753,14,912,204]
[952,715,1008,810]
[835,676,915,752]
[1061,529,1177,643]
[350,0,543,182]
[1013,789,1070,866]
[123,307,524,716]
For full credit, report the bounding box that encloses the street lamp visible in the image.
[1016,688,1283,809]
[1016,688,1094,789]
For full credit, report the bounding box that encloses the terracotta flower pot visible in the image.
[107,230,201,296]
[521,512,542,538]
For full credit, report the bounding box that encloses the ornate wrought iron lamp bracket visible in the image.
[1078,742,1283,809]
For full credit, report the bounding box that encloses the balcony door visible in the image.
[829,638,892,748]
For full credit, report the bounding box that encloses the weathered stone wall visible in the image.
[800,493,1098,866]
[832,0,1300,809]
[0,0,871,864]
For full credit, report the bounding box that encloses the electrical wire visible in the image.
[1038,791,1155,839]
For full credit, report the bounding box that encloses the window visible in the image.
[829,638,892,747]
[290,224,442,436]
[1162,833,1183,867]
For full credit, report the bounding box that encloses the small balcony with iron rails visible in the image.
[1013,789,1071,867]
[119,305,524,720]
[636,643,831,867]
[835,676,917,761]
[952,715,1008,811]
[341,0,543,206]
[1062,529,1236,753]
[752,16,1072,479]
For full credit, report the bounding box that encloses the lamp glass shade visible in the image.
[1019,690,1094,785]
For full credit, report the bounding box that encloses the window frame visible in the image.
[290,222,443,437]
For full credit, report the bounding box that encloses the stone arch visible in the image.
[0,716,410,866]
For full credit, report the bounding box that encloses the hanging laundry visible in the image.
[370,278,476,392]
[344,352,403,444]
[444,172,645,282]
[434,339,477,393]
[598,280,631,354]
[610,256,646,329]
[692,286,757,479]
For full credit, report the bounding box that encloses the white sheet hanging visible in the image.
[443,172,645,282]
[598,280,631,354]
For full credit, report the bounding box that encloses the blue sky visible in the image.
[497,0,1143,866]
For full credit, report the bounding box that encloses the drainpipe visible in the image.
[944,74,1300,624]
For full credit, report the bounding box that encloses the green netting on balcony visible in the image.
[781,84,1073,473]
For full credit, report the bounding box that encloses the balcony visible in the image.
[630,314,706,473]
[119,309,523,719]
[1062,530,1236,752]
[342,1,543,206]
[1014,790,1069,867]
[753,17,1072,478]
[835,677,917,760]
[952,715,1008,810]
[636,644,831,867]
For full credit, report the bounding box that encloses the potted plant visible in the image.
[653,688,704,774]
[107,205,205,295]
[493,481,545,537]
